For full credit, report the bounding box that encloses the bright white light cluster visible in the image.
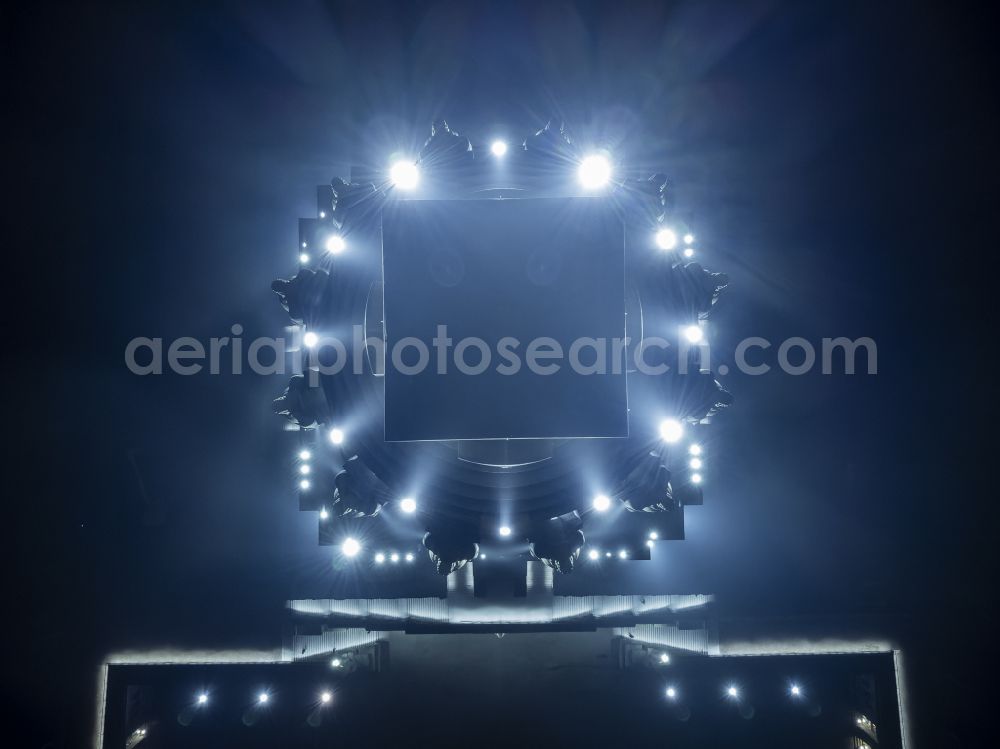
[654,226,698,258]
[374,551,415,565]
[340,537,361,557]
[298,447,313,492]
[578,154,612,189]
[399,497,417,514]
[325,235,346,254]
[659,418,684,443]
[585,547,645,561]
[390,160,419,190]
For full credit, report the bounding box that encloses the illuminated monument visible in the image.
[97,122,906,749]
[272,119,731,576]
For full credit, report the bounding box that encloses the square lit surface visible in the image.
[381,197,627,441]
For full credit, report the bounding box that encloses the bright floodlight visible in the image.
[390,553,400,563]
[324,234,346,254]
[400,497,417,514]
[683,247,695,258]
[490,140,508,157]
[319,508,328,520]
[682,324,703,344]
[390,160,419,190]
[375,552,385,564]
[329,427,344,445]
[299,479,311,491]
[592,494,611,512]
[320,691,332,704]
[578,154,612,189]
[498,525,512,537]
[660,653,670,664]
[588,549,600,560]
[299,464,310,475]
[340,537,361,557]
[726,685,739,698]
[299,253,310,264]
[303,331,319,348]
[197,693,208,705]
[691,473,703,485]
[299,449,311,461]
[405,553,414,562]
[659,418,684,443]
[666,687,677,700]
[330,657,342,668]
[655,227,678,250]
[618,549,628,559]
[683,233,695,244]
[690,458,703,470]
[790,684,801,697]
[689,444,702,456]
[649,531,659,540]
[258,692,269,704]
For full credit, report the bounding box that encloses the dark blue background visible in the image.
[5,1,997,746]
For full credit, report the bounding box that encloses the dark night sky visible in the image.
[4,1,998,746]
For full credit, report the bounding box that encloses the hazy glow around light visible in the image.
[727,685,739,698]
[691,473,703,484]
[405,553,414,562]
[683,247,695,258]
[299,450,311,461]
[258,692,269,704]
[498,525,512,537]
[299,479,310,490]
[299,253,310,263]
[197,693,208,705]
[689,444,702,456]
[340,537,361,557]
[490,140,508,157]
[790,684,801,697]
[682,324,704,344]
[578,154,612,189]
[683,233,695,244]
[330,658,342,668]
[400,497,417,514]
[656,227,678,250]
[666,687,677,699]
[390,553,400,563]
[592,494,611,512]
[618,549,628,559]
[659,419,684,443]
[660,653,670,664]
[325,234,346,254]
[588,549,600,560]
[303,331,319,348]
[690,458,703,470]
[328,428,344,445]
[299,464,310,475]
[319,508,328,520]
[375,553,385,564]
[320,691,332,704]
[390,160,419,190]
[649,531,659,540]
